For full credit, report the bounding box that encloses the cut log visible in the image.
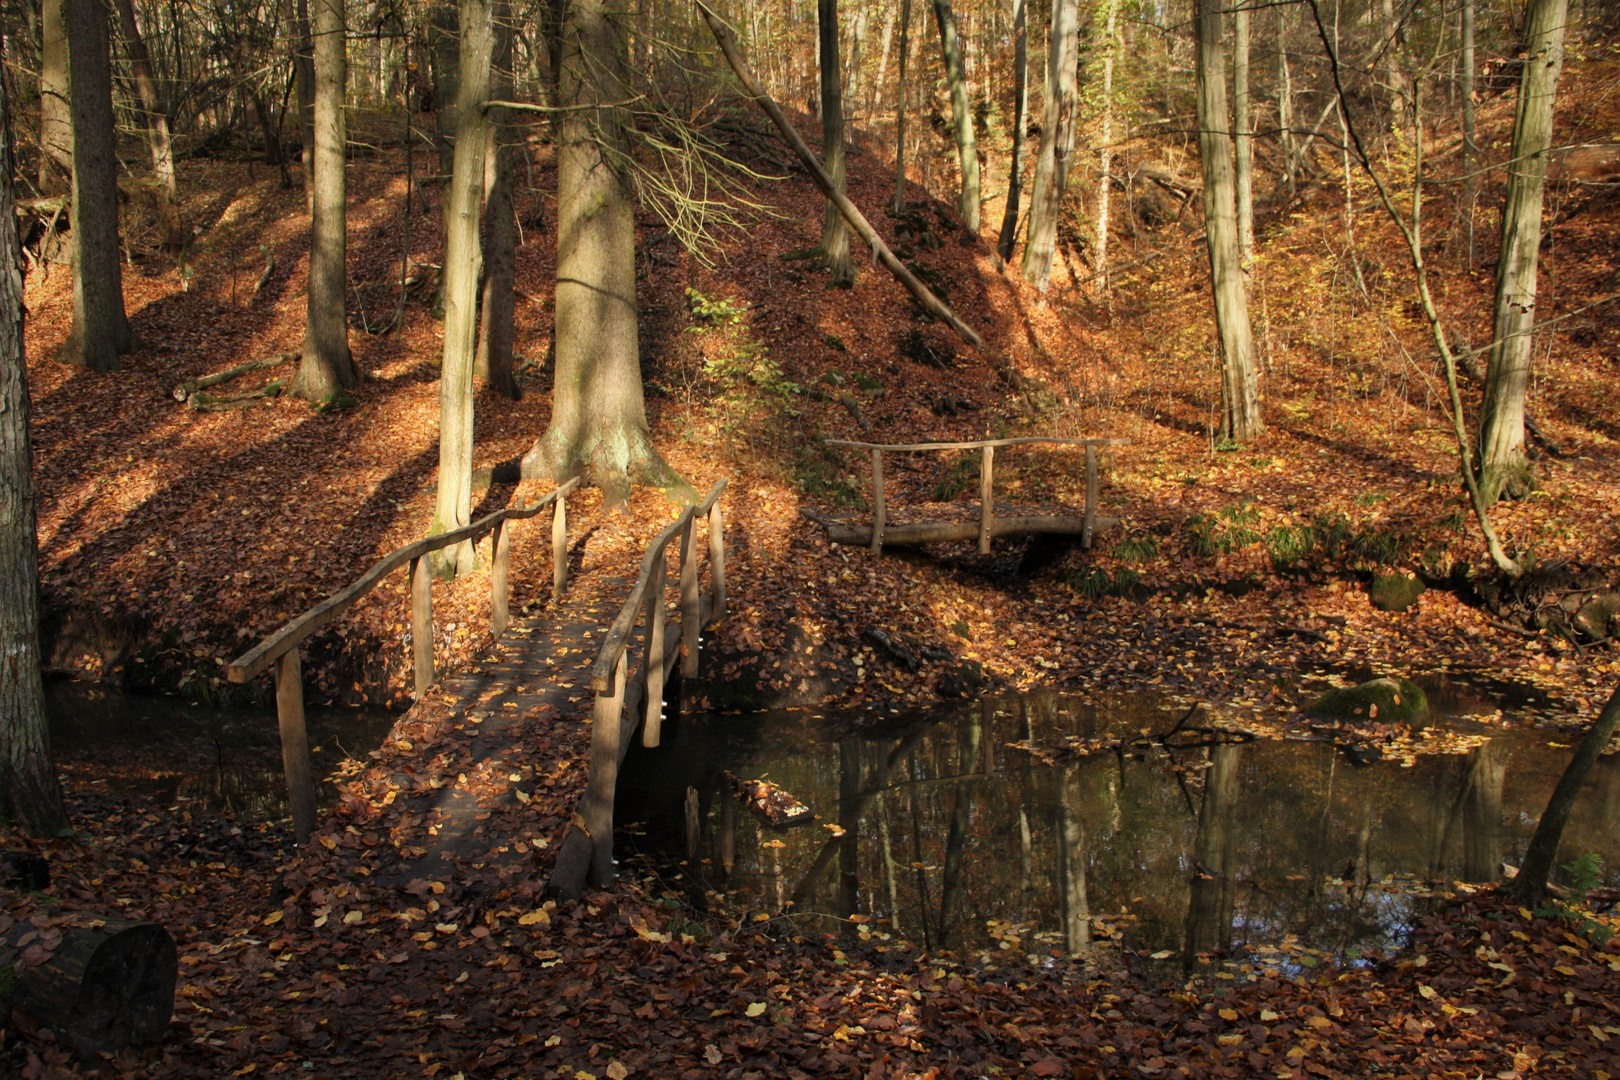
[2,915,177,1060]
[171,351,297,402]
[186,376,289,411]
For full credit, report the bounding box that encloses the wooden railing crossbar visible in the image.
[824,436,1127,556]
[224,477,580,843]
[569,479,728,895]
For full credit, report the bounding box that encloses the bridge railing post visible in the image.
[679,515,699,677]
[586,650,627,886]
[1083,444,1098,549]
[491,497,520,640]
[643,547,668,748]
[276,648,318,843]
[870,448,886,555]
[978,444,995,554]
[411,555,434,696]
[552,490,568,602]
[708,497,726,622]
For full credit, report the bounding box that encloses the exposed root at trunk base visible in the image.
[521,421,695,509]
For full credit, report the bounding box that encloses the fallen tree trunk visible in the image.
[187,376,289,411]
[1,914,177,1060]
[695,0,983,351]
[171,351,297,402]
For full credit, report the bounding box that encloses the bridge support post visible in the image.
[552,491,568,603]
[275,648,318,843]
[586,651,627,886]
[978,445,995,554]
[1083,444,1098,549]
[411,556,434,696]
[679,515,699,678]
[870,448,886,555]
[491,517,511,640]
[708,498,726,621]
[643,551,668,747]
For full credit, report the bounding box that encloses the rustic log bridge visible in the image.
[225,478,579,842]
[1,915,177,1060]
[546,480,729,902]
[821,436,1129,556]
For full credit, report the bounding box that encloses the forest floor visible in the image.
[5,47,1620,1080]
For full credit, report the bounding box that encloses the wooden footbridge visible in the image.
[812,436,1128,555]
[225,477,728,901]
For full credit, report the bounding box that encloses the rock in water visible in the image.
[1306,677,1428,724]
[1574,593,1620,642]
[1370,573,1426,612]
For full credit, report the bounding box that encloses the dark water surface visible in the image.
[46,679,397,820]
[617,684,1620,977]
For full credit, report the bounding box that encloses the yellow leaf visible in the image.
[544,1034,562,1047]
[1306,1015,1331,1028]
[519,909,550,927]
[435,923,459,933]
[319,835,338,850]
[1260,1010,1279,1022]
[343,910,363,925]
[606,1061,630,1080]
[396,740,413,751]
[515,788,532,804]
[1216,1033,1242,1046]
[262,910,284,926]
[1219,1008,1239,1021]
[746,1002,767,1017]
[1417,985,1438,1000]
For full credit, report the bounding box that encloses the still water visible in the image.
[617,684,1620,976]
[46,678,397,820]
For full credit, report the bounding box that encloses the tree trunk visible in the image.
[520,0,683,505]
[1460,0,1477,266]
[935,712,980,947]
[1480,0,1568,504]
[1183,743,1241,971]
[1194,0,1261,440]
[1057,764,1091,955]
[1514,683,1620,906]
[56,0,135,372]
[1460,740,1505,883]
[817,0,854,284]
[994,0,1027,262]
[431,0,493,577]
[39,0,73,195]
[893,0,911,212]
[476,0,520,400]
[429,3,460,178]
[0,83,67,836]
[1276,7,1296,199]
[1091,0,1118,290]
[931,0,980,233]
[291,0,356,401]
[112,0,181,250]
[288,0,316,209]
[1233,0,1253,264]
[1020,0,1078,291]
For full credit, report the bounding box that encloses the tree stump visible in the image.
[1,913,177,1060]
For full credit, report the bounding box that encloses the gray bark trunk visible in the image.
[1233,0,1253,263]
[893,0,911,212]
[932,0,980,233]
[39,0,73,195]
[1019,0,1078,290]
[818,0,853,284]
[476,0,519,400]
[994,0,1027,262]
[1092,0,1118,290]
[1276,7,1295,198]
[1480,0,1568,503]
[1194,0,1261,440]
[291,0,356,400]
[1460,740,1505,883]
[0,81,67,835]
[1460,0,1477,265]
[429,4,460,178]
[432,0,493,577]
[520,0,681,505]
[1057,764,1091,955]
[1514,683,1620,906]
[1182,743,1240,971]
[289,0,316,209]
[112,0,181,250]
[57,0,135,372]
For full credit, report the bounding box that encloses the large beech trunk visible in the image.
[0,84,66,835]
[520,0,681,504]
[432,0,493,577]
[994,0,1027,262]
[892,0,910,212]
[1183,743,1241,971]
[1,916,177,1060]
[39,0,73,195]
[291,0,357,401]
[1480,0,1568,503]
[1194,0,1261,440]
[112,0,181,250]
[817,0,853,284]
[1233,0,1253,263]
[1020,0,1078,291]
[1092,0,1118,290]
[56,0,135,372]
[475,0,520,400]
[931,0,980,233]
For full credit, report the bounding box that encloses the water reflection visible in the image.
[47,679,396,820]
[617,689,1620,974]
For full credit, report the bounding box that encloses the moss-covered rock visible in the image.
[1306,677,1428,724]
[1370,573,1426,612]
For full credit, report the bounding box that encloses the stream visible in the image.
[615,676,1620,979]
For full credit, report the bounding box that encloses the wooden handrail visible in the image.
[226,477,580,684]
[223,476,579,845]
[589,479,728,692]
[824,436,1129,451]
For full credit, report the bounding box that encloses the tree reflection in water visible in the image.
[618,687,1620,972]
